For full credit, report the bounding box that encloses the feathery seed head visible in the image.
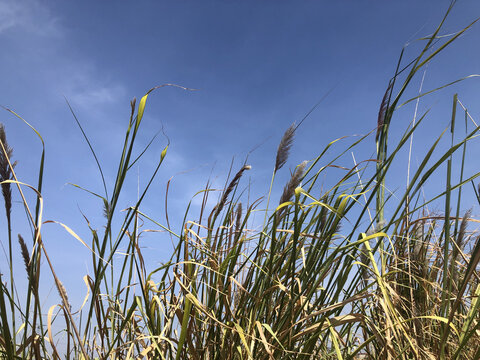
[18,234,31,276]
[235,203,243,234]
[454,209,472,262]
[210,165,251,223]
[275,123,295,172]
[360,242,370,283]
[0,123,15,217]
[55,279,71,311]
[279,160,307,206]
[276,161,307,223]
[376,81,393,142]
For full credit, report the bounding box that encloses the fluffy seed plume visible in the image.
[360,242,370,284]
[0,123,16,218]
[279,161,307,205]
[376,81,393,142]
[275,123,295,172]
[18,234,31,278]
[235,202,243,234]
[55,278,71,311]
[453,209,472,262]
[276,161,307,223]
[103,199,111,219]
[210,165,251,224]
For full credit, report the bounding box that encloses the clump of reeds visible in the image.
[2,3,480,359]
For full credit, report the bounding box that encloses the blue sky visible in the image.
[2,0,480,307]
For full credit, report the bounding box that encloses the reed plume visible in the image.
[235,202,243,234]
[276,161,307,223]
[275,123,295,172]
[103,199,111,219]
[0,123,16,219]
[456,209,471,255]
[18,235,31,279]
[1,122,17,335]
[55,278,71,311]
[359,242,370,284]
[209,165,251,225]
[452,209,472,284]
[376,81,393,142]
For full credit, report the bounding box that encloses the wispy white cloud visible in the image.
[70,84,127,107]
[0,0,61,36]
[0,0,126,109]
[63,68,127,108]
[0,1,20,33]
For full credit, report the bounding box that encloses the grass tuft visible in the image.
[1,3,480,359]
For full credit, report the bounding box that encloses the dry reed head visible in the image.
[359,242,370,284]
[18,234,31,278]
[235,202,243,234]
[275,123,295,172]
[456,209,471,254]
[103,199,111,219]
[275,161,307,223]
[279,161,307,205]
[376,81,393,142]
[0,123,16,216]
[210,165,251,222]
[55,278,71,311]
[452,209,472,282]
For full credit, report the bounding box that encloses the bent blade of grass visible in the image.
[47,304,62,360]
[43,220,108,264]
[326,318,343,360]
[398,75,480,109]
[255,321,274,359]
[415,16,479,71]
[234,322,253,359]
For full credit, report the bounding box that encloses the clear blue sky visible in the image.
[1,0,480,306]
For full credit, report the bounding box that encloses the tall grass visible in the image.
[1,2,480,359]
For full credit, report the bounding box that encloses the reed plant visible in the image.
[1,1,480,359]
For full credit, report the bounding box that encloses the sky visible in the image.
[1,0,480,310]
